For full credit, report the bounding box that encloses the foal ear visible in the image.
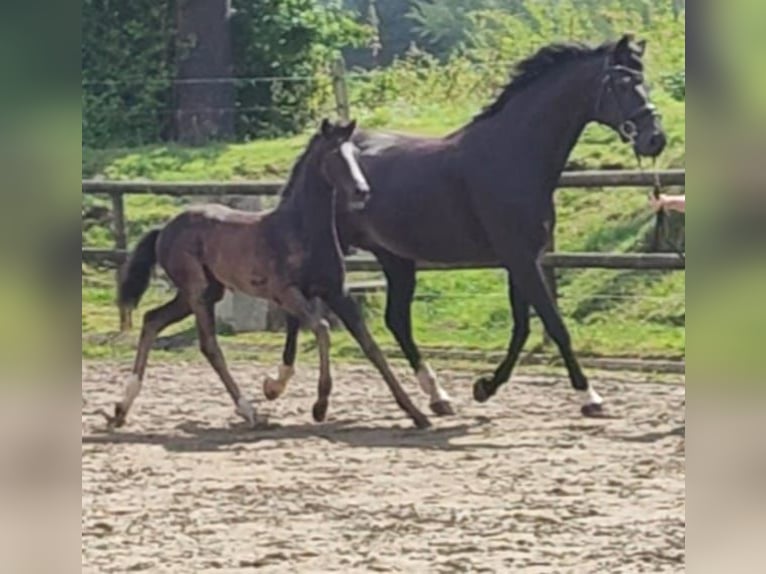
[340,119,357,140]
[320,118,333,138]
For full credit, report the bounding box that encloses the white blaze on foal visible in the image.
[340,143,368,187]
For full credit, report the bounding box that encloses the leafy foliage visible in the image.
[231,0,370,139]
[82,0,176,147]
[82,0,369,146]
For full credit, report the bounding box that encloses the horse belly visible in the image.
[353,204,495,264]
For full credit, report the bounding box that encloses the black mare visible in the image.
[266,35,666,417]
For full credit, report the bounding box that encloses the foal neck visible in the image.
[290,162,340,250]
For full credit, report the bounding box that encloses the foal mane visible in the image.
[472,40,616,122]
[278,133,320,204]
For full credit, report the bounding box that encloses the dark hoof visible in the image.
[430,400,456,417]
[312,399,329,423]
[581,402,606,418]
[101,404,126,430]
[413,414,432,429]
[473,377,495,403]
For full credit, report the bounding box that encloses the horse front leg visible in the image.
[473,272,531,403]
[378,251,455,416]
[487,254,604,417]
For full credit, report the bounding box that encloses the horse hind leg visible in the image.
[107,293,191,429]
[380,252,454,416]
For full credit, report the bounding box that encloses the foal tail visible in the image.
[118,229,160,312]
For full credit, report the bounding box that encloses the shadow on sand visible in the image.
[82,415,528,453]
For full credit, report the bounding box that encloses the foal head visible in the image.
[593,34,666,158]
[316,118,370,210]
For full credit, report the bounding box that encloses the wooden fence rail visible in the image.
[82,169,684,196]
[82,169,685,332]
[82,248,685,271]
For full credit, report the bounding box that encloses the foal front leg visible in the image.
[326,292,431,429]
[263,314,299,400]
[279,289,333,423]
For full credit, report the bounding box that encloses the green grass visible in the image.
[82,94,685,363]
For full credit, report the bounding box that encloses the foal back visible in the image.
[156,203,305,299]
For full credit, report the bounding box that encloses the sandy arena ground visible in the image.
[82,360,685,573]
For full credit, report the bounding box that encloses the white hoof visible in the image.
[235,397,257,427]
[417,363,452,403]
[579,386,603,406]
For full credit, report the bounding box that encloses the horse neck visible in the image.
[465,57,602,192]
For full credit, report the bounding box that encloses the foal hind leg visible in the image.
[279,290,332,422]
[474,274,531,402]
[326,292,431,429]
[378,251,454,416]
[190,282,258,426]
[108,294,191,428]
[263,314,299,400]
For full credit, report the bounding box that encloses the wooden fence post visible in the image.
[111,190,131,331]
[331,57,350,122]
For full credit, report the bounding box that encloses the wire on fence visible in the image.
[81,61,521,89]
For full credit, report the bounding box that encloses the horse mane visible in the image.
[473,40,615,122]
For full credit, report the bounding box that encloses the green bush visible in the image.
[82,0,370,147]
[231,0,370,139]
[82,0,176,147]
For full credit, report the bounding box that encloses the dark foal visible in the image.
[107,119,430,430]
[271,35,667,417]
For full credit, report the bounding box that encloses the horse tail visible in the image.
[117,229,160,312]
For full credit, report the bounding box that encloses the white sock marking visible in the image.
[416,363,451,404]
[579,385,603,406]
[236,396,256,426]
[263,364,294,399]
[120,373,142,410]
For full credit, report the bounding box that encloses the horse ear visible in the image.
[320,118,332,138]
[614,33,635,63]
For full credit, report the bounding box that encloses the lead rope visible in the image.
[636,154,685,263]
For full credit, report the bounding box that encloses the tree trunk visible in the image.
[175,0,235,145]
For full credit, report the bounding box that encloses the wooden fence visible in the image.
[82,169,685,331]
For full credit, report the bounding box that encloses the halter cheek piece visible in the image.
[595,62,658,144]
